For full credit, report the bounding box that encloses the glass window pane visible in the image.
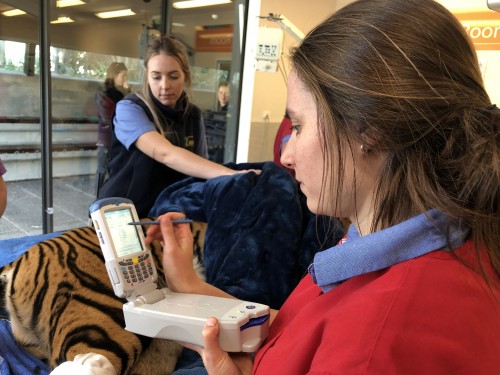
[0,7,42,238]
[0,0,247,239]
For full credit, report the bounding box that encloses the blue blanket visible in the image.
[150,161,344,309]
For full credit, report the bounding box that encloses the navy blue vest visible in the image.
[99,93,202,218]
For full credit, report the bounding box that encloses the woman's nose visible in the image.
[161,76,170,88]
[280,137,294,168]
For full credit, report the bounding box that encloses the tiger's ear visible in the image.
[191,222,207,248]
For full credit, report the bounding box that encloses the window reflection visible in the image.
[0,0,243,239]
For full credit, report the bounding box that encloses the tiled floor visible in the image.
[0,175,95,240]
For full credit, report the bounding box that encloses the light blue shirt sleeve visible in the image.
[113,99,156,150]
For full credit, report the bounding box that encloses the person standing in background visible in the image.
[217,81,230,111]
[0,158,7,217]
[94,62,129,197]
[98,36,253,218]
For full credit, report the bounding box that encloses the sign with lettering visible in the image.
[455,12,500,50]
[196,25,234,52]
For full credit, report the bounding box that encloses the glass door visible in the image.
[0,0,248,239]
[169,0,245,163]
[0,0,163,238]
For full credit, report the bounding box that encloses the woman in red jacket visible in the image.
[149,0,500,373]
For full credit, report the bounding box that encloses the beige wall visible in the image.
[247,0,353,162]
[251,0,351,124]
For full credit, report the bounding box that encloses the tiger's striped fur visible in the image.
[0,222,206,374]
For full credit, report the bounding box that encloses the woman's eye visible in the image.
[169,75,179,80]
[290,124,301,134]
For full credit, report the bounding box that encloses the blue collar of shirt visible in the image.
[309,209,470,293]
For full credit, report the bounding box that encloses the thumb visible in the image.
[203,317,220,348]
[202,318,225,365]
[198,318,246,375]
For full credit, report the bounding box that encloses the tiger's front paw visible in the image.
[49,353,116,375]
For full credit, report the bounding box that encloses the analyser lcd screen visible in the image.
[104,208,143,258]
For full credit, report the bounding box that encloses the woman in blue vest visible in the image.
[99,36,250,218]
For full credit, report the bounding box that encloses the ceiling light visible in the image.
[57,0,85,7]
[2,9,27,17]
[95,9,136,19]
[173,0,231,10]
[51,16,74,24]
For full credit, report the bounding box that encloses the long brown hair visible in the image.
[104,62,127,90]
[291,0,499,276]
[137,35,193,136]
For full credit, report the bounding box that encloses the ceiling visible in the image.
[0,0,235,28]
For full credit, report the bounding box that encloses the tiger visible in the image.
[0,221,207,374]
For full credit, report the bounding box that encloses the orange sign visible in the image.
[196,25,234,52]
[455,12,500,50]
